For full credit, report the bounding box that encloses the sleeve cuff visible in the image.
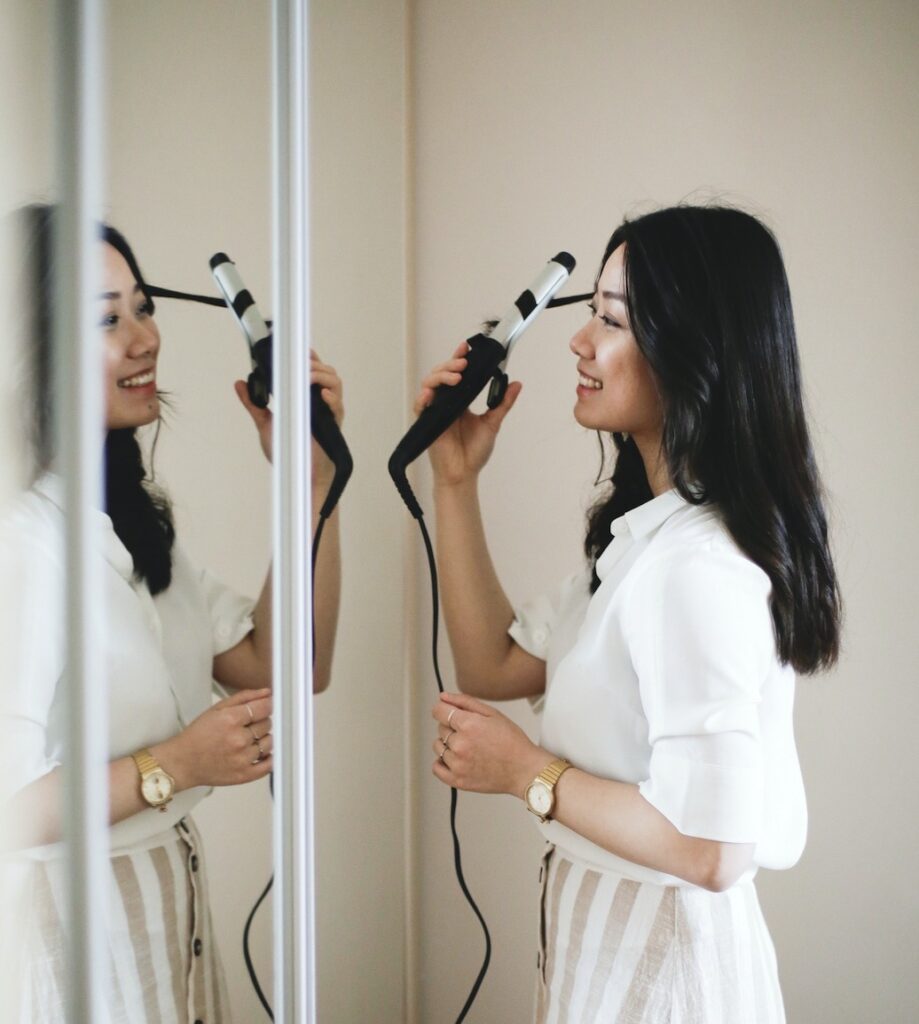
[638,746,763,843]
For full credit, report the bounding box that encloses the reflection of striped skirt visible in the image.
[534,844,785,1024]
[23,816,231,1024]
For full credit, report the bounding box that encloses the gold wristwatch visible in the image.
[524,758,571,823]
[132,748,176,812]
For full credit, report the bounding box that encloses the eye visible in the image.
[99,312,118,329]
[136,299,152,317]
[587,302,621,329]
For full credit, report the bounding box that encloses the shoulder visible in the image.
[0,484,65,568]
[623,504,775,662]
[637,502,771,601]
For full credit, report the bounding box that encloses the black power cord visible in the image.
[417,515,492,1022]
[241,514,329,1021]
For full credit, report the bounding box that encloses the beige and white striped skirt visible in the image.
[534,844,785,1024]
[21,816,231,1024]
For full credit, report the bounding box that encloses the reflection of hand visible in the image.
[153,687,273,790]
[430,691,547,798]
[311,349,344,489]
[414,341,522,487]
[234,380,273,463]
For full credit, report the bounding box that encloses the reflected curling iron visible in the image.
[148,256,354,520]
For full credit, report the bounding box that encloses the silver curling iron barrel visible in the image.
[388,251,575,518]
[209,252,274,409]
[209,251,352,519]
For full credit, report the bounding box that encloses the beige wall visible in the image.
[411,1,919,1021]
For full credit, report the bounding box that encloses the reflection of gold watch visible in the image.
[524,758,571,823]
[132,748,175,812]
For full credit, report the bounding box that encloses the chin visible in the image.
[573,403,617,434]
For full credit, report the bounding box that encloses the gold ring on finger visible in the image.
[245,704,254,723]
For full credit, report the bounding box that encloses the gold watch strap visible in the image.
[132,748,160,777]
[537,758,571,788]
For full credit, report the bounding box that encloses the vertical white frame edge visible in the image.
[272,1,316,1022]
[54,0,109,1022]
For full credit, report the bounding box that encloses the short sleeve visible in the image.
[509,571,584,660]
[625,544,774,843]
[198,566,256,656]
[509,572,587,713]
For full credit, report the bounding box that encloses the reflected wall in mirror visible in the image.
[107,3,275,1020]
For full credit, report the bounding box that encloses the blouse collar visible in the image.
[610,488,689,541]
[32,472,136,582]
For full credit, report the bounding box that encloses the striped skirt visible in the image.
[20,816,231,1024]
[534,845,785,1024]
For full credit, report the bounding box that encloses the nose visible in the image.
[569,321,593,358]
[126,317,159,361]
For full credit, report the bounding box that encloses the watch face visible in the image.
[141,769,174,807]
[526,781,553,816]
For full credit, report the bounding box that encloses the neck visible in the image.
[634,432,672,496]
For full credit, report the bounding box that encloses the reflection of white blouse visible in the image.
[510,489,807,886]
[0,474,255,858]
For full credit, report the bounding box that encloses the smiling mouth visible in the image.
[118,370,156,389]
[578,372,602,390]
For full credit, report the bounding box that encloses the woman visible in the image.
[1,206,344,1022]
[422,205,841,1022]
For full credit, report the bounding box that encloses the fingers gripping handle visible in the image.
[388,251,576,519]
[388,332,506,518]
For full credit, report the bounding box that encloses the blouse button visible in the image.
[217,623,231,640]
[193,938,203,956]
[533,629,548,645]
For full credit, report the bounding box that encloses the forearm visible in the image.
[249,565,272,680]
[513,750,753,892]
[310,492,341,693]
[434,479,519,696]
[2,740,191,851]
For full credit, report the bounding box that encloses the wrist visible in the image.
[148,737,193,793]
[433,475,479,499]
[515,746,554,801]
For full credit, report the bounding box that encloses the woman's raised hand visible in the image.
[310,349,345,489]
[414,340,523,487]
[153,687,273,790]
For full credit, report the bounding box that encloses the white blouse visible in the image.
[509,489,807,886]
[0,474,255,858]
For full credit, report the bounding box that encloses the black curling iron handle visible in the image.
[388,332,506,518]
[312,383,353,519]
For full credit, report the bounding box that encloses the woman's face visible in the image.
[569,244,663,439]
[99,242,161,430]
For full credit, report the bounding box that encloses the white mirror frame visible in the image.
[272,0,316,1021]
[55,0,108,1020]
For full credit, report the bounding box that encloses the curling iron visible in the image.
[148,256,353,520]
[388,251,582,518]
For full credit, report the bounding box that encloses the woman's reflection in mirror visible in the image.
[422,204,841,1022]
[0,204,342,1022]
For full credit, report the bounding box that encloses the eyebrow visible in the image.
[98,284,142,300]
[601,290,626,303]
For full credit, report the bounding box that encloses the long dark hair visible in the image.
[24,204,175,595]
[584,205,841,673]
